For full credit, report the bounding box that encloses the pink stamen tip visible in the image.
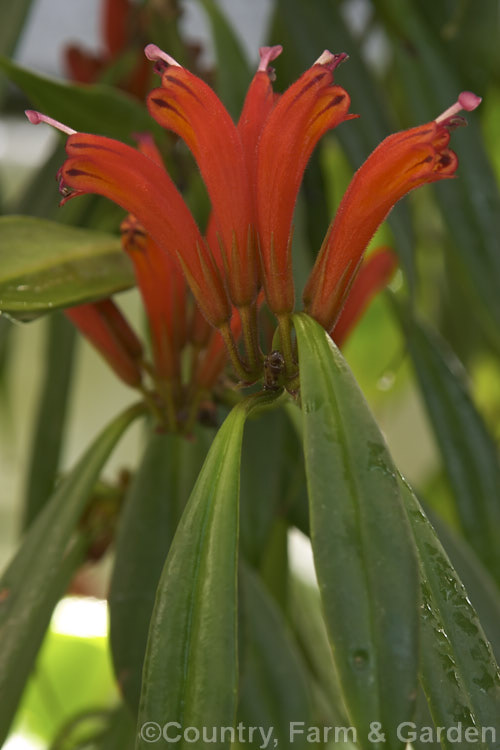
[314,50,349,71]
[144,44,181,68]
[458,91,482,112]
[435,91,482,124]
[25,110,76,135]
[258,45,283,72]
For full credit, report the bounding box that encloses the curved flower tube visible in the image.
[303,92,482,332]
[65,299,143,387]
[256,50,353,316]
[146,45,257,308]
[331,247,398,347]
[26,111,231,330]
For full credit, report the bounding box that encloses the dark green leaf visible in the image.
[238,564,312,750]
[109,427,213,714]
[0,403,144,745]
[240,408,303,566]
[427,509,500,666]
[136,391,281,749]
[400,477,500,747]
[0,216,135,320]
[294,312,419,749]
[378,0,500,348]
[0,0,35,103]
[289,577,351,730]
[393,302,500,582]
[196,0,251,119]
[23,312,76,528]
[0,56,155,142]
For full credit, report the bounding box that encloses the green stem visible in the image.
[238,302,262,376]
[277,314,297,377]
[220,322,253,383]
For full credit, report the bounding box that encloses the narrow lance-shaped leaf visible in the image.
[238,563,312,750]
[136,391,282,750]
[426,508,500,665]
[399,477,500,747]
[0,216,135,320]
[378,0,500,348]
[393,301,500,582]
[0,0,35,103]
[0,402,145,745]
[109,427,213,714]
[289,576,352,733]
[23,312,77,528]
[294,312,419,750]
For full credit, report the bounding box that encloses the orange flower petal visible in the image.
[59,133,230,328]
[65,300,142,387]
[256,50,352,315]
[146,47,257,306]
[304,120,461,331]
[121,215,186,379]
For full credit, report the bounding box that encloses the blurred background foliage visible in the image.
[1,0,500,747]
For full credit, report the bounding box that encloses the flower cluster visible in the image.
[27,45,480,430]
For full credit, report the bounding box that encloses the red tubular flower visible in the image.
[65,0,151,98]
[331,247,398,347]
[303,92,482,332]
[256,50,353,316]
[120,215,186,380]
[145,45,258,308]
[65,299,143,387]
[25,112,231,329]
[238,46,283,191]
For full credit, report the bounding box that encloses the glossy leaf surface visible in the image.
[394,304,500,582]
[294,312,419,750]
[238,565,311,750]
[136,392,281,749]
[400,478,500,746]
[109,428,213,713]
[0,216,134,320]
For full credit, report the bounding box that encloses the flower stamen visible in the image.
[435,91,482,125]
[25,110,76,136]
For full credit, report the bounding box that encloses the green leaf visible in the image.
[109,427,213,714]
[240,408,304,567]
[271,0,416,293]
[0,55,155,142]
[0,402,144,745]
[23,313,76,528]
[400,477,500,746]
[428,509,500,665]
[196,0,251,120]
[294,312,419,749]
[393,302,500,582]
[0,216,135,320]
[378,0,500,348]
[289,577,351,730]
[136,391,281,749]
[238,564,312,750]
[0,0,35,103]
